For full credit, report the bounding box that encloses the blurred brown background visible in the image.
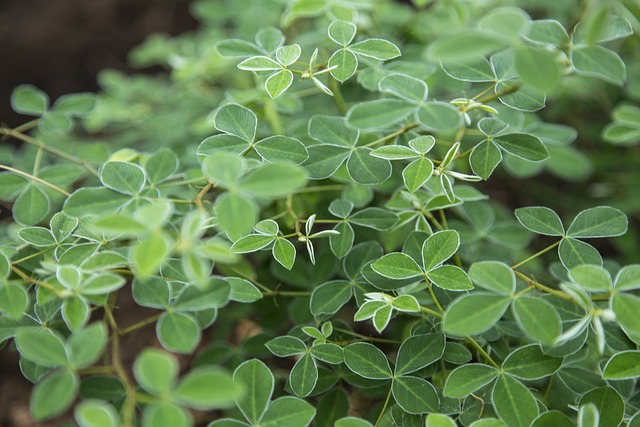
[0,0,197,128]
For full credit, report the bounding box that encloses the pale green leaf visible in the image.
[493,133,549,162]
[31,369,78,420]
[391,376,439,414]
[134,348,178,394]
[416,102,463,133]
[174,367,241,410]
[379,73,427,103]
[512,296,562,344]
[371,253,423,279]
[469,261,515,295]
[14,185,49,225]
[470,140,502,180]
[558,237,602,270]
[566,206,628,238]
[572,45,626,86]
[273,238,296,270]
[131,233,171,277]
[214,104,257,142]
[328,20,356,45]
[603,350,640,379]
[156,312,200,354]
[502,344,562,380]
[289,353,317,397]
[215,192,256,241]
[310,280,352,316]
[403,158,434,192]
[15,329,68,367]
[343,342,392,379]
[265,69,294,99]
[443,293,511,336]
[11,84,49,115]
[569,265,612,291]
[238,56,282,71]
[64,187,129,217]
[346,147,392,185]
[422,230,460,271]
[514,206,564,236]
[75,400,120,427]
[395,333,445,375]
[514,45,562,92]
[492,375,539,427]
[428,265,473,291]
[232,234,275,254]
[260,396,316,427]
[255,136,308,164]
[100,161,146,195]
[346,99,415,130]
[329,49,358,82]
[239,163,308,197]
[233,359,274,424]
[443,364,499,398]
[275,44,301,66]
[349,38,400,60]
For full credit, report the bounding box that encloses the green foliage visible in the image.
[1,0,639,426]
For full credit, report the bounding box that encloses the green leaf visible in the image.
[416,102,463,133]
[514,45,562,92]
[328,20,357,45]
[132,233,171,277]
[215,192,256,241]
[0,172,27,198]
[392,376,439,414]
[75,400,120,427]
[233,359,274,424]
[426,414,456,427]
[239,163,308,197]
[346,147,392,185]
[379,73,428,103]
[289,353,318,397]
[260,396,316,427]
[512,296,561,344]
[202,152,245,187]
[64,187,129,217]
[343,342,393,379]
[443,364,499,398]
[303,145,350,179]
[525,19,570,46]
[100,161,146,195]
[0,283,29,318]
[570,265,612,292]
[391,295,420,312]
[428,265,473,291]
[612,293,640,344]
[336,418,374,427]
[308,115,358,147]
[232,234,275,253]
[350,207,398,230]
[579,387,625,427]
[174,279,230,311]
[31,369,78,420]
[134,348,178,394]
[395,333,445,375]
[441,56,496,82]
[255,136,308,164]
[469,261,515,295]
[427,32,506,62]
[443,293,511,337]
[238,55,282,72]
[330,222,354,258]
[492,375,539,427]
[68,322,108,368]
[372,304,392,332]
[514,206,564,236]
[577,404,599,427]
[492,133,549,162]
[558,237,602,270]
[349,39,400,60]
[275,44,301,66]
[371,253,423,280]
[266,336,307,357]
[502,344,562,380]
[346,99,415,130]
[214,104,258,142]
[50,212,78,242]
[603,350,640,379]
[531,411,574,427]
[470,140,502,180]
[310,343,344,364]
[370,145,420,160]
[11,84,49,115]
[62,296,90,331]
[142,403,191,427]
[266,69,294,99]
[132,277,171,309]
[54,92,96,116]
[14,185,49,225]
[403,158,434,192]
[15,329,68,367]
[329,49,358,82]
[255,28,285,52]
[572,45,626,86]
[0,253,9,279]
[496,80,545,112]
[156,312,200,354]
[39,111,73,133]
[273,238,296,270]
[228,277,262,303]
[614,265,640,291]
[422,230,460,271]
[198,134,251,157]
[174,367,241,410]
[310,280,352,316]
[566,206,628,238]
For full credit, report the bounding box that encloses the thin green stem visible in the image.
[513,270,573,301]
[262,290,312,297]
[375,386,394,427]
[0,127,99,176]
[333,327,401,344]
[0,164,70,196]
[119,313,163,335]
[511,240,561,270]
[465,337,500,369]
[328,76,348,115]
[420,305,442,319]
[364,122,420,148]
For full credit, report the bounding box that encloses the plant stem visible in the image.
[420,305,442,319]
[513,270,573,301]
[333,327,401,344]
[119,313,163,335]
[328,76,348,115]
[374,385,394,427]
[511,240,561,270]
[0,127,99,176]
[0,164,70,196]
[465,337,500,369]
[364,122,420,148]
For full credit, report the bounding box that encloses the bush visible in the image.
[1,0,639,426]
